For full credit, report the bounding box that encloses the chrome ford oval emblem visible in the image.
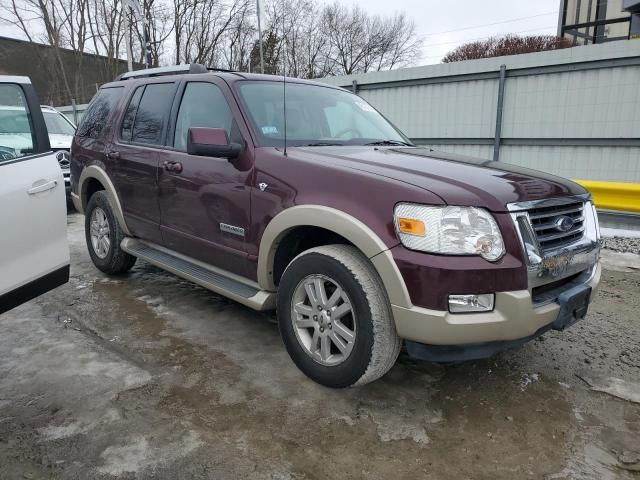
[554,215,574,232]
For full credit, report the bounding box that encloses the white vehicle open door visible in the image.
[0,76,69,314]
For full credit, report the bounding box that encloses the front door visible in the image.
[0,80,69,314]
[110,81,177,243]
[158,80,253,278]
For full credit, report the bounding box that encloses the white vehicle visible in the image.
[41,105,76,196]
[0,76,69,314]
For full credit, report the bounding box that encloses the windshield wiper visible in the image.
[365,140,412,146]
[302,142,343,147]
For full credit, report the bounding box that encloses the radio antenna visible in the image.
[282,0,287,156]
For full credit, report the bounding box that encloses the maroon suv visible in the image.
[71,64,601,388]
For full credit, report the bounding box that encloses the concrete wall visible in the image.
[320,41,640,183]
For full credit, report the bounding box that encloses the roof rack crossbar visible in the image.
[206,67,236,73]
[116,63,211,81]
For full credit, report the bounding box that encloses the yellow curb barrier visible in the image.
[574,180,640,213]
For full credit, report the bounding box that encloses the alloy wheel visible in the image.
[89,207,111,259]
[291,274,356,366]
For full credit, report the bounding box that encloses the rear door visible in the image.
[0,78,69,314]
[110,81,177,243]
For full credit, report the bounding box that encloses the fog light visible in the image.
[448,294,495,313]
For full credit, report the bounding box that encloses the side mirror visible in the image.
[187,127,242,159]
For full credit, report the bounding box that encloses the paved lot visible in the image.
[1,213,639,479]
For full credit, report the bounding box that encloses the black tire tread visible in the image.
[85,191,136,275]
[280,244,401,387]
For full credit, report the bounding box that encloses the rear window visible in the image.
[76,87,123,139]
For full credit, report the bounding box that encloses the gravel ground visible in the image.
[602,236,640,255]
[0,213,639,480]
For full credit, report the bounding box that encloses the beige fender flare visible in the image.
[76,165,132,236]
[257,205,412,308]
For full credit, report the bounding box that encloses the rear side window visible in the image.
[128,83,174,145]
[76,87,123,139]
[0,83,35,162]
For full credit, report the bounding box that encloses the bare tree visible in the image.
[130,0,173,67]
[1,0,424,102]
[252,0,421,78]
[222,0,255,71]
[442,34,572,63]
[321,2,422,75]
[173,0,251,66]
[0,0,94,100]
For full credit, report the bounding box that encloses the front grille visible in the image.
[55,150,70,169]
[527,201,585,251]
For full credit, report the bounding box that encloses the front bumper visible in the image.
[392,261,601,355]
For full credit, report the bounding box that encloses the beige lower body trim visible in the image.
[71,192,82,213]
[256,205,412,307]
[78,165,131,236]
[393,262,601,346]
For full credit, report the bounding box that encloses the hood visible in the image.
[293,146,587,212]
[49,134,73,150]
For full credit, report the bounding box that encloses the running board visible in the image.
[120,238,275,311]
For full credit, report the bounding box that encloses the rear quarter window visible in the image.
[76,87,123,139]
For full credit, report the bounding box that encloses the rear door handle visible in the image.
[27,180,58,195]
[163,161,183,173]
[106,150,120,160]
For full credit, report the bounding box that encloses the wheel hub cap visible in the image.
[291,274,356,366]
[90,207,111,259]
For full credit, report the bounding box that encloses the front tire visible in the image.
[85,191,136,275]
[277,245,401,388]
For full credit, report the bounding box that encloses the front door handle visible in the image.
[163,161,183,173]
[27,180,58,195]
[106,150,120,160]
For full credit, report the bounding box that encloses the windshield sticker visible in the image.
[355,101,376,113]
[262,126,279,135]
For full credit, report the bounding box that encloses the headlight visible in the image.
[394,203,506,261]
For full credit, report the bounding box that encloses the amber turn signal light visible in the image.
[397,217,426,236]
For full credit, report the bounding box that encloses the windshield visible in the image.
[236,81,411,147]
[43,111,76,135]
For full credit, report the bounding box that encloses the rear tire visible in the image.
[85,191,136,275]
[277,244,401,388]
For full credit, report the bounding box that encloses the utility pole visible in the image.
[123,5,133,71]
[143,22,152,68]
[256,0,265,73]
[124,0,150,70]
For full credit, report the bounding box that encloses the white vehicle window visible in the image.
[43,111,76,136]
[0,84,35,162]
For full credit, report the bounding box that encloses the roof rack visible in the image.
[116,64,237,81]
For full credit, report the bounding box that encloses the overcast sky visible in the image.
[348,0,562,64]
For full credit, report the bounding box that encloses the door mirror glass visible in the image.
[187,127,241,159]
